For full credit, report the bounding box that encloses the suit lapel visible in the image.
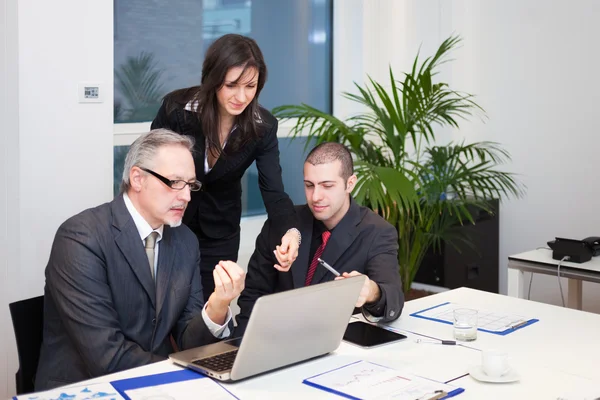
[204,127,235,181]
[155,228,174,317]
[177,108,206,183]
[112,196,156,308]
[312,198,362,285]
[205,127,256,183]
[196,133,207,183]
[291,207,314,289]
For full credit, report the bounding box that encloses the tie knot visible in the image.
[322,230,331,245]
[145,231,159,250]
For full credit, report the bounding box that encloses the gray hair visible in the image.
[120,128,195,193]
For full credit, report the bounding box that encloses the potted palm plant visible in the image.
[273,36,524,296]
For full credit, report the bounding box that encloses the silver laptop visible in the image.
[169,275,365,381]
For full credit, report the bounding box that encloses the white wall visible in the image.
[1,1,114,397]
[355,0,600,311]
[2,0,20,397]
[461,0,600,310]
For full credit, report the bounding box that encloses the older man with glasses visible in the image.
[35,129,245,390]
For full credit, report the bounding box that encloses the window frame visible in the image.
[113,118,302,141]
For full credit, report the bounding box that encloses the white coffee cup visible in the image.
[481,349,510,377]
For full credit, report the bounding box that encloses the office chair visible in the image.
[9,295,44,394]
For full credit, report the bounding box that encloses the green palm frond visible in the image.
[273,103,393,167]
[353,162,418,224]
[418,142,524,203]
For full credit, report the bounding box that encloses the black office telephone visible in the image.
[547,236,600,262]
[583,236,600,256]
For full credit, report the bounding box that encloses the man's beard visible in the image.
[168,219,182,228]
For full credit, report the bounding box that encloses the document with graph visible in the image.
[410,302,539,335]
[13,382,125,400]
[303,360,464,400]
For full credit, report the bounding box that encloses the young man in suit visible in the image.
[35,129,245,390]
[235,142,403,336]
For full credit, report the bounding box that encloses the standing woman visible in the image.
[151,34,300,301]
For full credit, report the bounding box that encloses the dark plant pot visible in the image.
[414,199,500,293]
[405,288,435,301]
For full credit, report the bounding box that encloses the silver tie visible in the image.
[145,232,159,280]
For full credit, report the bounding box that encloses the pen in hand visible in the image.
[317,258,341,277]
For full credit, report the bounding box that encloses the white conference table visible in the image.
[69,287,600,399]
[386,287,600,382]
[508,248,600,309]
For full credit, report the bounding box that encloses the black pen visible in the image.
[415,338,457,345]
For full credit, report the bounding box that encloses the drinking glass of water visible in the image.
[453,308,478,341]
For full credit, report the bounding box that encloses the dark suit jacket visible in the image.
[151,93,296,245]
[235,198,404,336]
[35,195,219,390]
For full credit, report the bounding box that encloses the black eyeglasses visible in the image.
[140,167,202,192]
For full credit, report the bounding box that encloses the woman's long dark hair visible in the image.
[165,34,267,157]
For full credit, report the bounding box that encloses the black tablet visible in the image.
[343,321,407,348]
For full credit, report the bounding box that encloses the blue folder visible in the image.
[410,302,539,336]
[110,369,238,399]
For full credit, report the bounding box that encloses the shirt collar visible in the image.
[184,100,199,112]
[312,219,328,236]
[123,192,163,243]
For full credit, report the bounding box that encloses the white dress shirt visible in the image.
[123,193,231,338]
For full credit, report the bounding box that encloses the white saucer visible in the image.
[469,365,520,383]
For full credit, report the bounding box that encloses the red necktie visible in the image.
[305,230,331,286]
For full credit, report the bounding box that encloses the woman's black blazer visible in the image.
[151,92,296,243]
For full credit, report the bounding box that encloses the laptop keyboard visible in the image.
[192,350,238,372]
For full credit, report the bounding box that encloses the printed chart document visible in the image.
[13,382,124,400]
[124,378,236,400]
[303,360,464,400]
[410,302,538,335]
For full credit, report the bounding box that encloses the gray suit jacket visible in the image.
[35,195,218,390]
[235,197,404,336]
